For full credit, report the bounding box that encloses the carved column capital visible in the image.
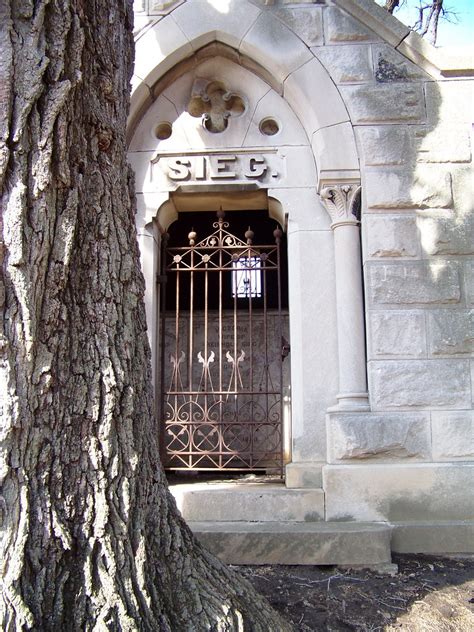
[319,184,361,229]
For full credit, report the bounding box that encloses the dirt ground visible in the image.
[236,554,474,631]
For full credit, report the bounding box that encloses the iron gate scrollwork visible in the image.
[159,210,287,474]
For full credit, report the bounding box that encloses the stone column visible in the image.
[320,184,369,411]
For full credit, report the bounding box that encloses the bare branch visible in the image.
[384,0,401,13]
[382,0,458,46]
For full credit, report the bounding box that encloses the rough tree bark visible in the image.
[0,1,292,630]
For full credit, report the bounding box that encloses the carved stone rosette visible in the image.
[319,184,362,229]
[187,79,245,134]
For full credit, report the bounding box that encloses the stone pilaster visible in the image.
[320,184,369,411]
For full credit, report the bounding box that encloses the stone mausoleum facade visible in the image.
[128,0,473,564]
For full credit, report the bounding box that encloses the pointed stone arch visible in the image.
[130,1,360,189]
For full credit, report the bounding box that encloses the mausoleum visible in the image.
[128,0,474,565]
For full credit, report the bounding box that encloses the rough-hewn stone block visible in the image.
[358,124,471,167]
[327,412,431,462]
[365,215,420,258]
[312,45,373,83]
[368,262,461,305]
[324,463,474,522]
[325,7,378,42]
[466,262,474,306]
[335,0,410,46]
[425,80,474,127]
[371,44,430,82]
[415,124,472,163]
[432,411,474,461]
[368,311,426,358]
[365,167,453,209]
[274,7,323,47]
[341,84,425,123]
[356,126,414,166]
[369,360,471,409]
[451,164,474,216]
[429,310,474,356]
[416,209,474,256]
[471,361,474,407]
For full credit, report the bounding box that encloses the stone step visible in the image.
[170,482,325,522]
[189,521,393,566]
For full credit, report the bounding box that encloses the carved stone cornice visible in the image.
[320,184,362,229]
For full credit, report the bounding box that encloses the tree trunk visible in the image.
[0,1,291,630]
[426,0,443,45]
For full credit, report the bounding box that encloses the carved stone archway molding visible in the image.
[319,183,369,412]
[130,6,361,186]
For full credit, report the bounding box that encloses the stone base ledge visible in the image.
[189,521,392,566]
[324,463,474,522]
[391,521,474,554]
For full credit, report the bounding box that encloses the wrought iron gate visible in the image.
[160,210,286,473]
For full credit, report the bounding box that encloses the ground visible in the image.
[237,554,474,631]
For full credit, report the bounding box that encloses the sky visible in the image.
[391,0,474,47]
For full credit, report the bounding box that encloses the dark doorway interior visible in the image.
[159,209,289,474]
[164,210,288,311]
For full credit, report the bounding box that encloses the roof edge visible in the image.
[333,0,474,78]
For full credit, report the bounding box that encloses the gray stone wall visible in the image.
[132,0,473,468]
[287,1,473,464]
[357,60,472,462]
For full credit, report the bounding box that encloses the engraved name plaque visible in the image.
[150,152,282,187]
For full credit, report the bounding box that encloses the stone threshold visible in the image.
[170,480,325,522]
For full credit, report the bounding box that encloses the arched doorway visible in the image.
[160,208,290,474]
[130,28,367,486]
